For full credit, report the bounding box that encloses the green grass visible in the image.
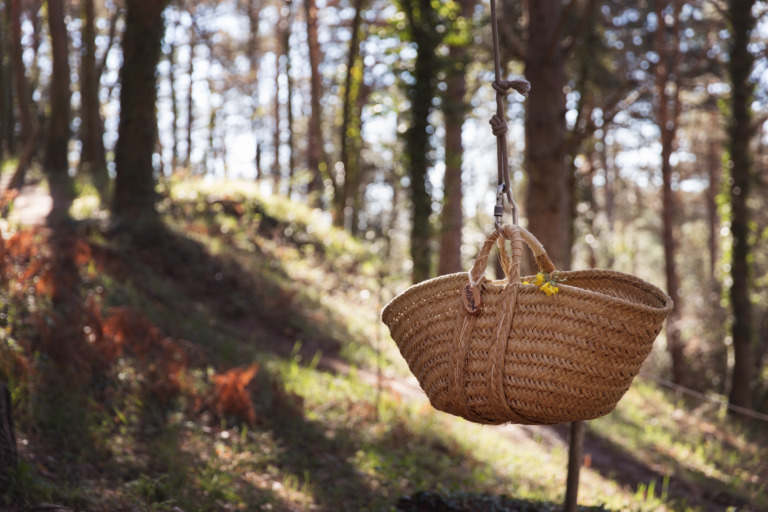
[1,178,767,511]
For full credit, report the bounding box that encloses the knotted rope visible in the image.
[489,0,529,228]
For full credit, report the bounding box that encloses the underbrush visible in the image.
[0,180,766,511]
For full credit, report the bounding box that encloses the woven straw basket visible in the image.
[382,224,673,425]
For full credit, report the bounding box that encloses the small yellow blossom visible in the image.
[522,280,530,285]
[541,282,559,296]
[534,273,545,286]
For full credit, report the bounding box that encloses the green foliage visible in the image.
[1,460,54,505]
[125,474,178,512]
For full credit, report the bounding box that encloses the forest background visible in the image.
[0,0,768,509]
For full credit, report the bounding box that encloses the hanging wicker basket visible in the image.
[382,224,673,425]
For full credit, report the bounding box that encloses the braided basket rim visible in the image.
[382,268,673,323]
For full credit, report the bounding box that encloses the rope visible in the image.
[489,0,529,227]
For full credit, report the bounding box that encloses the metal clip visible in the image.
[494,183,519,229]
[494,184,506,229]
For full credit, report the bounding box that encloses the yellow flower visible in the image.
[540,282,559,296]
[522,280,530,285]
[534,273,545,286]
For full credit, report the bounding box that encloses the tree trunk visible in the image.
[437,0,473,276]
[112,0,169,225]
[0,6,15,157]
[654,0,685,387]
[524,0,570,271]
[7,122,42,191]
[168,36,179,172]
[304,0,325,206]
[706,137,720,283]
[0,381,16,490]
[185,21,196,172]
[207,97,216,176]
[726,0,756,414]
[348,76,371,236]
[45,0,75,224]
[9,0,30,144]
[247,0,262,181]
[272,14,283,192]
[80,0,110,202]
[337,0,366,228]
[9,0,32,184]
[601,128,616,269]
[284,5,295,197]
[401,0,440,284]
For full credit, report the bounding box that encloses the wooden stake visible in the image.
[564,420,584,512]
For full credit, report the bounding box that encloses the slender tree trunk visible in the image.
[654,0,685,386]
[304,0,325,206]
[337,0,366,227]
[80,0,110,201]
[112,0,170,224]
[437,0,474,275]
[400,0,440,283]
[45,0,75,224]
[0,6,15,157]
[706,137,720,283]
[348,76,371,236]
[272,11,284,192]
[185,21,196,172]
[726,0,756,414]
[168,36,179,172]
[247,0,261,181]
[524,0,570,271]
[7,122,42,191]
[9,0,32,164]
[601,128,616,268]
[284,5,295,197]
[207,97,216,176]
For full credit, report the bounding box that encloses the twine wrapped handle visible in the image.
[462,225,556,315]
[457,223,558,423]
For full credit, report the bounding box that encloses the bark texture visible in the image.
[524,0,570,270]
[337,0,366,229]
[80,0,110,200]
[401,0,440,283]
[112,0,170,223]
[653,0,685,386]
[44,0,75,223]
[437,0,474,276]
[305,0,325,205]
[726,0,756,414]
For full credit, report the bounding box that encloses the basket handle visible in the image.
[463,225,556,314]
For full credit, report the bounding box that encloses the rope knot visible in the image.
[489,114,507,137]
[492,78,531,97]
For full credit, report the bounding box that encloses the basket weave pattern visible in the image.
[382,225,673,425]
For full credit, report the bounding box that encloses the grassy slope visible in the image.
[0,179,766,511]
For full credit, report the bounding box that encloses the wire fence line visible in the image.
[638,371,768,423]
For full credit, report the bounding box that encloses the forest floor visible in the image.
[0,179,766,511]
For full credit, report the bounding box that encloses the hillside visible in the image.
[0,180,766,511]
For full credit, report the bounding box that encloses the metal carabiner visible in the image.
[494,183,518,229]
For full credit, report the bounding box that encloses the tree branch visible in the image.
[96,1,123,82]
